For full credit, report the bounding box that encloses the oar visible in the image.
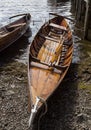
[49,12,75,23]
[9,13,29,19]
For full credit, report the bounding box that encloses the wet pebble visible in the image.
[77,113,88,123]
[5,90,15,96]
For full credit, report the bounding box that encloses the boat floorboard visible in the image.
[37,34,63,65]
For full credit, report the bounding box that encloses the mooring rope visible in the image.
[37,97,48,130]
[27,96,47,130]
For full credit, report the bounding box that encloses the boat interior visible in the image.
[29,16,73,70]
[0,15,27,37]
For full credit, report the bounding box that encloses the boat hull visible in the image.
[28,14,73,127]
[0,13,31,52]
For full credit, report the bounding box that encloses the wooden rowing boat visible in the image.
[0,13,31,52]
[28,13,73,127]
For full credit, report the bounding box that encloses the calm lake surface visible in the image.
[0,0,81,130]
[0,0,79,64]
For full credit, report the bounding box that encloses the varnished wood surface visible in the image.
[28,15,73,110]
[0,13,31,52]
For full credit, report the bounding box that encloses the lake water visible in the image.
[0,0,80,64]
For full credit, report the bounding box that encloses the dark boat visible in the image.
[0,13,31,52]
[28,13,73,127]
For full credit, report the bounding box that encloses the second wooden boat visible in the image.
[0,13,31,52]
[28,13,73,128]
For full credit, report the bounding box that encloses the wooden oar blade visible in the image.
[9,13,30,19]
[49,12,75,22]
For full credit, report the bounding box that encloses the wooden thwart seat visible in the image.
[0,33,10,38]
[39,33,59,42]
[7,23,26,28]
[30,61,63,74]
[49,23,67,32]
[30,54,68,73]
